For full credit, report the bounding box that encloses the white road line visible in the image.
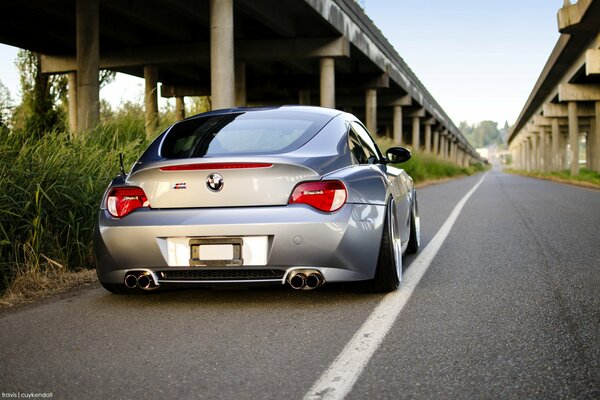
[304,173,487,400]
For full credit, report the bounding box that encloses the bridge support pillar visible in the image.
[424,122,433,153]
[539,126,547,172]
[393,105,403,146]
[299,89,311,105]
[523,139,529,170]
[320,57,335,108]
[76,0,99,133]
[561,132,569,169]
[453,142,459,164]
[365,88,377,134]
[144,65,159,137]
[591,101,600,172]
[551,117,560,171]
[432,129,440,155]
[440,133,446,160]
[235,61,246,107]
[210,0,235,109]
[175,97,185,121]
[444,134,450,161]
[532,133,539,171]
[524,136,530,172]
[568,101,579,175]
[68,72,77,135]
[456,143,460,164]
[411,117,420,151]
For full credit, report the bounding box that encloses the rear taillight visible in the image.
[106,187,149,218]
[289,180,347,212]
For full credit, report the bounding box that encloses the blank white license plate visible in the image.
[198,244,233,260]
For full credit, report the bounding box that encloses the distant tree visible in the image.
[459,120,504,148]
[0,80,12,133]
[459,121,478,147]
[477,121,500,147]
[12,50,66,136]
[13,49,116,137]
[499,121,511,145]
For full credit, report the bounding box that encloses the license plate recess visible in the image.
[189,238,243,267]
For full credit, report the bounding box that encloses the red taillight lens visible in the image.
[106,187,149,218]
[289,180,347,212]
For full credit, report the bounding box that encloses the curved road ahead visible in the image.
[1,170,599,399]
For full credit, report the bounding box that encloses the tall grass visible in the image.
[0,116,151,294]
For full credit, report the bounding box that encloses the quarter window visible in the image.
[348,122,382,164]
[348,128,369,164]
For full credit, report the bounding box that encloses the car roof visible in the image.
[182,105,344,121]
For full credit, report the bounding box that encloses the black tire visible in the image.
[100,282,132,294]
[406,190,420,254]
[366,202,402,293]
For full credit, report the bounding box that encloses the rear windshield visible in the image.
[160,110,332,159]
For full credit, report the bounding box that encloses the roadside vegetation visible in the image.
[0,110,152,304]
[505,168,600,190]
[375,137,488,185]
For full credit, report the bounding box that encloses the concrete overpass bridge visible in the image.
[0,0,479,165]
[509,0,600,175]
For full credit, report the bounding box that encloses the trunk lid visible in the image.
[126,158,319,209]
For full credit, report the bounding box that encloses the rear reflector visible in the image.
[289,180,347,212]
[160,163,273,171]
[107,187,149,218]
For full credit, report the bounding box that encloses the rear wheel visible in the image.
[407,190,420,254]
[366,200,402,293]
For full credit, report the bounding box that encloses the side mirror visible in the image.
[386,147,412,164]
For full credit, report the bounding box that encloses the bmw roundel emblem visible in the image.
[206,173,224,192]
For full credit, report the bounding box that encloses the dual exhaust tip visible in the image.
[288,270,324,290]
[124,272,157,290]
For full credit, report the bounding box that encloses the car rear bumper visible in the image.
[94,203,386,286]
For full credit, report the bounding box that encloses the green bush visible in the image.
[375,136,486,183]
[0,122,151,293]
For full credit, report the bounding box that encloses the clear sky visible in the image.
[0,0,562,125]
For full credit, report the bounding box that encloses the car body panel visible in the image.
[95,203,385,284]
[126,160,319,208]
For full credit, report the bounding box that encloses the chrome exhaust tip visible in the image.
[124,274,138,289]
[305,273,324,289]
[137,274,152,290]
[287,270,325,290]
[289,273,306,290]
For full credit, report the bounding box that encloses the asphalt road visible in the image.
[1,169,599,399]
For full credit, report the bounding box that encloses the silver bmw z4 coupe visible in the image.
[94,106,420,294]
